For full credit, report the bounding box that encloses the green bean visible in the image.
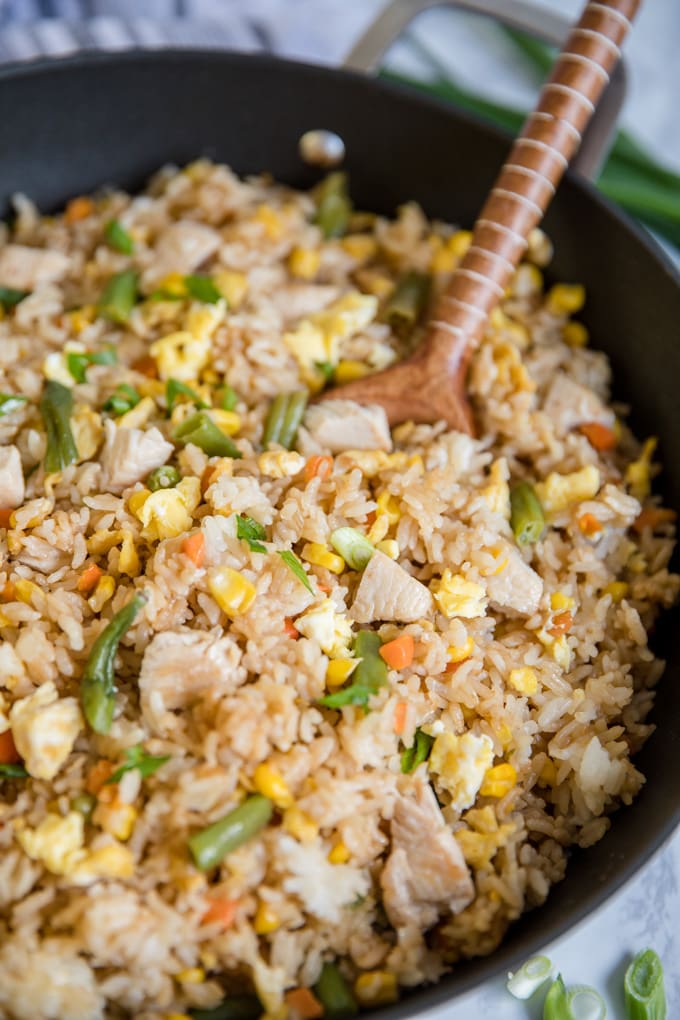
[184,274,222,304]
[315,172,352,239]
[188,794,273,871]
[97,269,139,323]
[314,963,358,1019]
[318,630,387,710]
[146,465,180,491]
[80,592,147,734]
[103,383,140,416]
[0,393,27,416]
[104,219,135,255]
[625,949,666,1020]
[384,271,432,339]
[40,380,78,474]
[262,391,308,449]
[0,286,29,309]
[330,527,374,570]
[173,411,242,458]
[0,764,28,779]
[189,996,262,1020]
[510,480,545,546]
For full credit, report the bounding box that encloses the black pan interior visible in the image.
[0,50,678,1018]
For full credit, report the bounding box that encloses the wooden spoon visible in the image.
[320,0,640,434]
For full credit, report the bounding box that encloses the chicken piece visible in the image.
[351,550,433,623]
[270,283,340,323]
[139,629,244,732]
[10,681,83,780]
[381,780,474,929]
[0,444,25,508]
[147,220,221,282]
[486,542,543,616]
[304,400,392,454]
[542,374,614,433]
[100,419,173,495]
[0,243,70,291]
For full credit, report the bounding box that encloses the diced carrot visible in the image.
[85,760,115,795]
[284,988,324,1020]
[131,355,158,378]
[393,701,408,735]
[0,509,13,529]
[1,581,15,602]
[379,634,415,670]
[181,531,205,568]
[578,512,603,537]
[0,729,21,765]
[283,618,299,639]
[316,582,331,594]
[64,196,94,224]
[578,422,617,451]
[365,511,377,527]
[77,563,103,594]
[201,898,238,929]
[548,611,573,638]
[633,506,677,534]
[304,455,333,483]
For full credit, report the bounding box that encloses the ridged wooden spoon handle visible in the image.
[431,0,640,345]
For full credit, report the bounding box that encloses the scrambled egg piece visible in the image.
[284,292,377,386]
[429,731,494,811]
[16,811,134,883]
[481,458,510,518]
[71,404,103,461]
[132,476,201,541]
[257,451,305,479]
[535,465,601,514]
[456,805,515,868]
[295,599,353,657]
[432,571,487,619]
[10,681,83,780]
[536,629,572,670]
[117,396,156,430]
[150,303,224,383]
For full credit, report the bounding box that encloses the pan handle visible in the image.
[344,0,626,180]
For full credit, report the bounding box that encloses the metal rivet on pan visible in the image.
[299,129,346,168]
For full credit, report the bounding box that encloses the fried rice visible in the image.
[0,159,677,1020]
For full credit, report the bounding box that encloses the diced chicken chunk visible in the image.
[139,629,244,733]
[381,779,474,929]
[0,445,24,508]
[100,419,173,495]
[304,400,392,454]
[543,374,614,433]
[10,681,83,780]
[0,243,70,291]
[351,551,433,623]
[147,220,221,282]
[486,542,543,616]
[270,284,340,323]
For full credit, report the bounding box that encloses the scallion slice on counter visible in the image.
[104,218,135,255]
[510,480,545,546]
[188,794,273,871]
[330,527,375,570]
[80,592,147,734]
[0,393,27,416]
[543,976,606,1020]
[262,391,308,450]
[624,949,666,1020]
[173,411,242,458]
[97,268,139,323]
[315,172,352,239]
[40,379,78,473]
[507,955,554,999]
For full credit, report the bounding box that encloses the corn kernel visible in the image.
[117,531,140,578]
[526,227,553,267]
[376,539,399,560]
[508,667,538,696]
[253,763,293,809]
[334,359,370,384]
[328,841,350,864]
[88,575,115,613]
[210,409,241,435]
[539,758,557,786]
[254,901,281,934]
[341,235,378,261]
[214,270,248,309]
[288,246,321,279]
[176,968,205,985]
[127,489,151,515]
[208,567,256,618]
[480,763,517,798]
[446,229,472,259]
[376,491,401,526]
[326,658,359,687]
[447,636,475,664]
[546,282,585,315]
[14,579,41,604]
[602,581,629,604]
[199,950,218,970]
[158,272,187,298]
[283,806,318,843]
[302,543,345,574]
[354,972,398,1007]
[355,270,393,299]
[430,246,456,274]
[366,515,390,544]
[69,305,96,335]
[550,592,575,611]
[562,320,589,348]
[255,204,282,239]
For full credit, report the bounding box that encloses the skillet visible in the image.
[0,2,678,1015]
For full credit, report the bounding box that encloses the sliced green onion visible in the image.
[104,218,135,255]
[330,527,375,570]
[80,592,147,734]
[236,514,267,553]
[0,286,29,309]
[184,274,222,304]
[97,269,139,323]
[400,727,435,774]
[40,379,78,474]
[173,411,242,458]
[277,550,313,593]
[106,744,170,784]
[0,763,28,779]
[318,630,387,710]
[217,384,238,411]
[166,377,209,414]
[314,962,358,1019]
[103,383,141,416]
[262,391,308,450]
[507,956,554,999]
[190,997,262,1020]
[188,794,273,871]
[384,271,431,339]
[66,346,117,384]
[0,393,27,416]
[315,360,335,384]
[510,480,545,546]
[543,976,606,1020]
[315,172,352,239]
[625,949,666,1020]
[146,465,180,491]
